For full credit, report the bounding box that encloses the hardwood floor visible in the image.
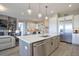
[0,42,79,56]
[51,42,79,56]
[0,46,19,56]
[51,42,72,56]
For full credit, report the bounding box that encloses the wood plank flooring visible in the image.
[51,42,79,56]
[0,42,79,56]
[0,46,19,56]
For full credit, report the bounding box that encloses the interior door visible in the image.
[45,39,51,56]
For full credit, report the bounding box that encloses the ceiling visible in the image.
[0,3,79,21]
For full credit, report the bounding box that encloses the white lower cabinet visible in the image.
[32,36,60,56]
[51,36,60,51]
[46,36,60,55]
[45,39,51,56]
[51,38,56,52]
[51,37,57,53]
[57,36,60,46]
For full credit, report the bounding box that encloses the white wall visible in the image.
[48,14,58,35]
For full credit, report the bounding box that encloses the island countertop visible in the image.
[0,35,14,38]
[17,33,58,43]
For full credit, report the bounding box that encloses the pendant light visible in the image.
[68,4,72,7]
[27,3,32,15]
[38,3,42,18]
[45,5,48,20]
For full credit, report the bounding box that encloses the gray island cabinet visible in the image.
[17,34,60,56]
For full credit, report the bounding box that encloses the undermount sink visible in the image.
[40,35,50,37]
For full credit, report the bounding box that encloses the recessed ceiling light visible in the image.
[38,13,42,18]
[50,11,54,14]
[27,9,32,15]
[68,4,72,7]
[0,4,7,11]
[45,16,48,20]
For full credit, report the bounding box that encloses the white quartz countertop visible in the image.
[0,35,13,38]
[17,33,58,43]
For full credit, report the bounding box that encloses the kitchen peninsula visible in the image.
[17,34,60,56]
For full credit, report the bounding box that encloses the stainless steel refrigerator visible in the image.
[58,20,73,43]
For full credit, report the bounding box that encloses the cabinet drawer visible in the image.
[45,39,51,55]
[33,40,45,47]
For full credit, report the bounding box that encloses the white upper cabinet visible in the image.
[58,17,64,21]
[64,15,73,20]
[73,15,79,30]
[58,15,73,21]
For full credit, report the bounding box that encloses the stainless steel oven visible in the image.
[33,41,47,56]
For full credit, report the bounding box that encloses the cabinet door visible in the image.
[56,36,60,47]
[51,38,56,52]
[55,37,59,48]
[45,39,51,55]
[74,15,79,30]
[33,41,46,56]
[53,36,59,49]
[51,36,59,52]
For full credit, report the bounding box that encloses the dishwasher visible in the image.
[32,40,47,56]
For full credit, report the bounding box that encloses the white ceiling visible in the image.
[0,3,79,21]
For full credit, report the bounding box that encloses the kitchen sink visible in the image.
[40,35,50,37]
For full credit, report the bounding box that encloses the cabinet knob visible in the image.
[51,42,53,45]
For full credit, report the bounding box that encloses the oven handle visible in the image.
[33,42,48,47]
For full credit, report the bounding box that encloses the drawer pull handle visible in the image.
[51,42,53,45]
[34,42,46,47]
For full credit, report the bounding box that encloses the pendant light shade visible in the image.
[27,9,32,15]
[45,5,48,20]
[38,3,42,18]
[45,16,48,20]
[27,3,32,15]
[38,13,42,18]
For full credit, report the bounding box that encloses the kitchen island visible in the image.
[17,34,60,56]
